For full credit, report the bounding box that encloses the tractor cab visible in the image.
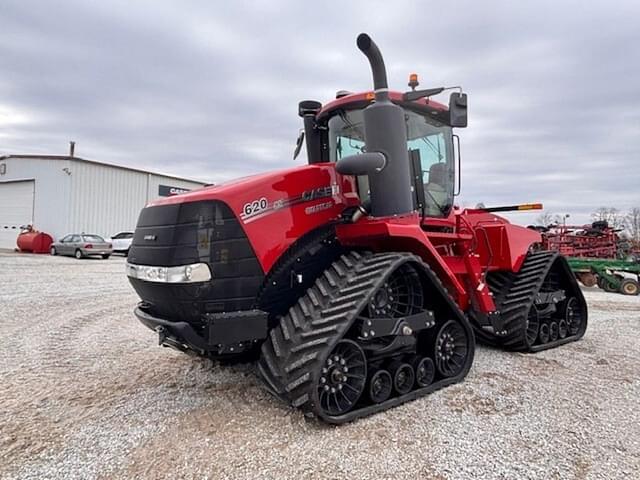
[297,86,466,220]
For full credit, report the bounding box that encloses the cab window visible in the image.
[328,108,454,217]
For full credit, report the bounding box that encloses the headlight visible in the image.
[126,262,211,283]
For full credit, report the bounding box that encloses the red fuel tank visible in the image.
[17,231,53,253]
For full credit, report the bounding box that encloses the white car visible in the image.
[109,231,134,256]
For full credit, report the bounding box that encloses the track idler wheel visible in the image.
[549,321,559,342]
[389,361,415,395]
[368,369,392,404]
[434,320,470,377]
[413,357,435,388]
[316,340,367,416]
[558,319,568,339]
[539,323,550,344]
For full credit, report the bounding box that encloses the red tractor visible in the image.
[127,34,587,423]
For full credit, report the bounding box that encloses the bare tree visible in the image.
[591,207,625,229]
[626,207,640,242]
[553,213,571,226]
[536,212,554,226]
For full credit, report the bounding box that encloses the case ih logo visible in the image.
[301,185,338,201]
[158,185,190,197]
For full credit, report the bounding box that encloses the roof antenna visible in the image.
[69,141,76,157]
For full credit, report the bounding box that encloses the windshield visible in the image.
[328,108,454,217]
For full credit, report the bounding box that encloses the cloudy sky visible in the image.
[1,0,638,224]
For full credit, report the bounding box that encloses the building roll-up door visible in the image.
[0,180,35,249]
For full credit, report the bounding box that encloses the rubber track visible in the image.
[473,251,587,352]
[257,251,474,424]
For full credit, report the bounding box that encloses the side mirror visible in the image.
[298,100,323,164]
[293,130,304,160]
[298,100,322,118]
[449,92,468,127]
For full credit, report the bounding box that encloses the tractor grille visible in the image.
[128,200,264,322]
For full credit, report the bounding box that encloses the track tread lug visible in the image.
[269,329,283,358]
[284,352,319,373]
[279,317,291,340]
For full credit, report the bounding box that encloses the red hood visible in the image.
[147,165,316,207]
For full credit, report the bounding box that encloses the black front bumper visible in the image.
[134,303,268,355]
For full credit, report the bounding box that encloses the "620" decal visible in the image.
[242,197,268,217]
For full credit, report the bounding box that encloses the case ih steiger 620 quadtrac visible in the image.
[126,34,587,423]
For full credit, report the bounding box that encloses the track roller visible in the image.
[558,319,568,339]
[539,323,550,344]
[368,369,392,404]
[413,357,435,388]
[549,321,559,342]
[388,361,414,395]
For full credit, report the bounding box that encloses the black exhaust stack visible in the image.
[336,33,413,217]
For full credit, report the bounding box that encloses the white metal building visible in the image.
[0,154,207,249]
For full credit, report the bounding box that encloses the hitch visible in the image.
[155,326,194,354]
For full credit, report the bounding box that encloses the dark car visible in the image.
[50,233,113,259]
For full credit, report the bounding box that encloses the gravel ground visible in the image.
[1,251,639,480]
